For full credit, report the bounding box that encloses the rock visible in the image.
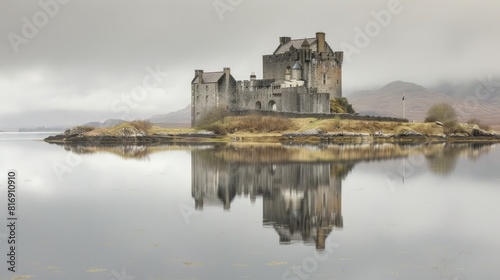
[64,126,95,135]
[373,131,390,137]
[117,127,146,137]
[435,121,444,126]
[301,128,322,135]
[472,128,499,137]
[449,133,469,137]
[398,130,422,137]
[326,132,370,137]
[195,130,216,135]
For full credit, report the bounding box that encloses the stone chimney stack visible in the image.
[195,70,203,83]
[316,32,326,53]
[279,36,291,45]
[249,72,256,91]
[223,67,231,95]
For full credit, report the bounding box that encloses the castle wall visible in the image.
[191,71,237,126]
[191,82,221,126]
[311,52,343,100]
[263,52,298,83]
[233,86,329,114]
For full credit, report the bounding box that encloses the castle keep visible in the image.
[191,32,343,126]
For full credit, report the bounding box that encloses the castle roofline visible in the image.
[192,71,225,84]
[273,38,334,55]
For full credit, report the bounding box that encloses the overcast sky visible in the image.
[1,0,499,129]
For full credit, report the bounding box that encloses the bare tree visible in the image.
[425,103,457,124]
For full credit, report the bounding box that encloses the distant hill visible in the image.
[149,105,190,127]
[348,81,500,124]
[75,106,191,130]
[18,126,69,132]
[82,119,126,128]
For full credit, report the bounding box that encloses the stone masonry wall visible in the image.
[230,109,409,123]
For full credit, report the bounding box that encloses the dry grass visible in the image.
[320,119,401,134]
[467,118,491,131]
[148,127,195,135]
[130,119,153,131]
[410,123,443,135]
[222,115,293,133]
[197,116,451,136]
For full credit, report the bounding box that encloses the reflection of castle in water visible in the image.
[191,149,353,250]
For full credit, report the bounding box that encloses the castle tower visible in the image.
[292,62,302,80]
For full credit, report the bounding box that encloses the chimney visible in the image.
[195,69,203,83]
[250,72,256,80]
[250,72,256,91]
[316,32,326,53]
[223,67,231,95]
[279,36,291,45]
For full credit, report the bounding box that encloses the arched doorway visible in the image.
[269,100,277,111]
[255,101,262,110]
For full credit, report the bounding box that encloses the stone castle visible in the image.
[191,32,343,126]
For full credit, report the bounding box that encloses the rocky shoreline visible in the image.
[44,127,500,145]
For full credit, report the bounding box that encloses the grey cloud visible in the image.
[1,0,500,128]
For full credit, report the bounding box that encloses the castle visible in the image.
[191,32,343,126]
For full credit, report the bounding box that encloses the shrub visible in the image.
[78,125,96,131]
[442,121,459,135]
[425,103,459,135]
[130,119,153,131]
[330,98,355,114]
[467,118,491,131]
[197,107,230,127]
[205,124,227,135]
[424,103,457,123]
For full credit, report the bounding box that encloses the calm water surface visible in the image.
[0,133,499,279]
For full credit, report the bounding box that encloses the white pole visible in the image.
[403,92,406,119]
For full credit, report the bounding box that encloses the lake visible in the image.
[1,133,499,279]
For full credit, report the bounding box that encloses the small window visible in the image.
[323,73,327,85]
[206,85,208,91]
[205,95,208,102]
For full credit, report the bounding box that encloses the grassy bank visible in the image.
[198,116,442,135]
[46,117,500,144]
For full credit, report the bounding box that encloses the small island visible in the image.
[44,114,500,145]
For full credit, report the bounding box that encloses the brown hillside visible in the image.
[348,81,500,124]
